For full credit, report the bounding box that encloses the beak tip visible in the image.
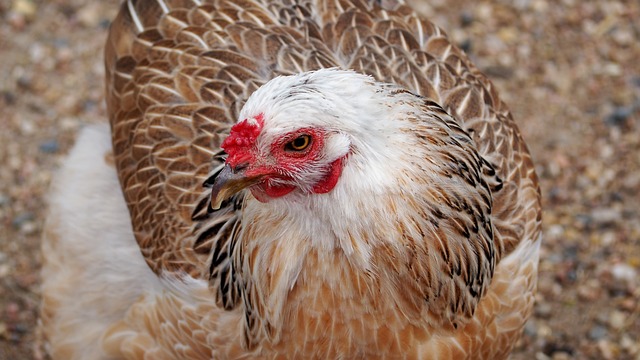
[208,199,223,212]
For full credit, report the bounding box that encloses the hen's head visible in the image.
[209,68,396,209]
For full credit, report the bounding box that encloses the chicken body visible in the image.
[40,0,541,359]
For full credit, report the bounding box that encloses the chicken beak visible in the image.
[209,164,262,210]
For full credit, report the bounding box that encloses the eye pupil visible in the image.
[286,135,311,151]
[293,137,306,147]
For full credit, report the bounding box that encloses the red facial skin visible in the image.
[221,114,344,202]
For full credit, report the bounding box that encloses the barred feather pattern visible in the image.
[40,0,542,358]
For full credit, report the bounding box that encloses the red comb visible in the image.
[222,114,264,166]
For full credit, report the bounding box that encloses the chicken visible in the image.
[40,0,542,359]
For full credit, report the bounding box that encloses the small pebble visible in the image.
[459,38,472,53]
[577,283,601,301]
[604,106,632,127]
[590,207,622,227]
[12,0,36,17]
[535,303,552,319]
[523,319,538,337]
[12,213,34,229]
[620,335,640,354]
[611,263,638,286]
[602,62,622,76]
[77,3,104,28]
[99,18,112,30]
[535,352,551,360]
[537,323,552,338]
[608,310,626,330]
[1,91,17,105]
[13,323,28,335]
[542,342,574,357]
[19,221,37,235]
[0,265,10,279]
[619,298,637,312]
[612,28,634,47]
[459,10,473,27]
[597,339,619,360]
[588,325,608,340]
[551,352,571,360]
[39,139,60,154]
[600,262,637,296]
[546,224,564,239]
[16,75,33,91]
[28,43,46,64]
[600,231,617,246]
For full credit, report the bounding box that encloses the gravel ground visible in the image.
[0,0,638,359]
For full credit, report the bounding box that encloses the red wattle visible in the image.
[264,182,296,198]
[312,157,344,194]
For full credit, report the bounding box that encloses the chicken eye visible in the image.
[285,135,311,151]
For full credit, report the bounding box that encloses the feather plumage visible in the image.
[40,0,541,359]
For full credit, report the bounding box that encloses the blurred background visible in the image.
[0,0,638,358]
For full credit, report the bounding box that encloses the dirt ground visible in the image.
[0,0,638,359]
